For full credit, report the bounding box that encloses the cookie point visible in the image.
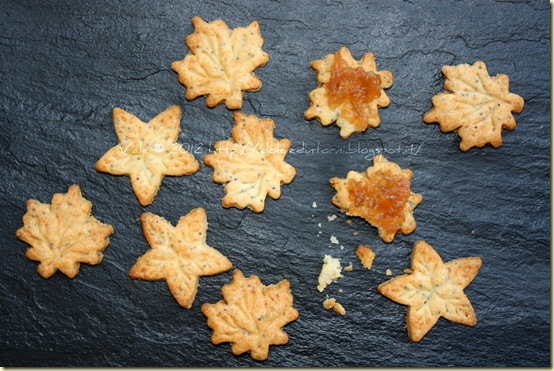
[189,207,207,219]
[167,104,181,114]
[67,184,82,194]
[191,16,204,26]
[112,107,125,116]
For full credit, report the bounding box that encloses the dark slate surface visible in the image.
[0,0,550,367]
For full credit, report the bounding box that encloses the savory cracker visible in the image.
[204,112,296,212]
[95,105,200,206]
[129,209,232,309]
[16,185,114,279]
[202,269,299,361]
[304,47,393,138]
[378,240,482,342]
[171,16,269,109]
[423,61,524,151]
[330,155,422,243]
[356,244,375,270]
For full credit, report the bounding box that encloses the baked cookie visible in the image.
[129,209,232,309]
[95,105,200,206]
[378,240,482,342]
[423,61,524,151]
[202,269,299,361]
[171,16,269,109]
[330,155,422,243]
[305,47,393,138]
[204,112,296,212]
[16,185,114,279]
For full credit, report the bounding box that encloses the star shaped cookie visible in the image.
[129,209,232,309]
[95,105,200,206]
[378,240,482,342]
[330,155,422,243]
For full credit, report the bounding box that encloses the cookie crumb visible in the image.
[317,255,343,292]
[356,244,376,270]
[323,297,346,315]
[343,263,353,272]
[330,235,339,244]
[327,215,337,222]
[312,201,318,208]
[385,268,392,276]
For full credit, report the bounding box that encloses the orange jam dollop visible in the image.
[347,170,411,235]
[325,51,382,129]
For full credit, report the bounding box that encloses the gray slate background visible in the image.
[0,0,550,367]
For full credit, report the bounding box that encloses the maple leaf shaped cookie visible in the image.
[330,155,422,243]
[305,47,393,138]
[378,240,482,342]
[16,185,114,279]
[202,269,299,361]
[171,16,269,109]
[129,209,232,309]
[204,112,296,212]
[95,105,200,206]
[423,61,524,151]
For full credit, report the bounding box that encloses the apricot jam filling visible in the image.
[346,170,411,235]
[325,52,382,129]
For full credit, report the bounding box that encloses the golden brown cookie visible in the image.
[423,61,524,151]
[202,269,299,361]
[204,112,296,212]
[304,47,393,138]
[129,209,232,309]
[171,16,269,109]
[95,105,200,206]
[356,244,375,270]
[330,155,422,243]
[378,240,482,342]
[16,185,114,279]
